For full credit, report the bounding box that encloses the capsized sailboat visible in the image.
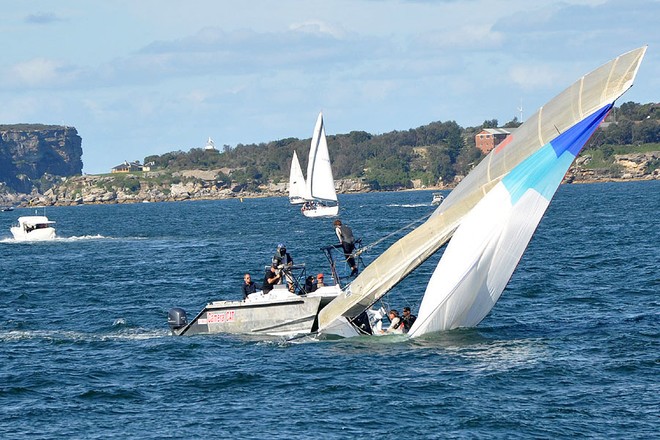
[301,112,339,218]
[289,150,307,205]
[317,46,647,337]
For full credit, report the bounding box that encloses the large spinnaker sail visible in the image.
[409,104,612,337]
[317,46,646,332]
[289,150,308,204]
[306,112,338,203]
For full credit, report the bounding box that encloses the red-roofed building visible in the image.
[475,128,517,154]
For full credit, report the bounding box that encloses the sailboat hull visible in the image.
[301,203,339,218]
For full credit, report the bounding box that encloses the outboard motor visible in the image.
[168,307,188,332]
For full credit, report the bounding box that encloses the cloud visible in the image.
[24,12,64,24]
[508,63,563,91]
[7,58,80,88]
[415,24,505,50]
[288,20,348,39]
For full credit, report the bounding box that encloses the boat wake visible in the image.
[0,328,170,342]
[387,203,429,208]
[1,234,116,243]
[61,234,110,241]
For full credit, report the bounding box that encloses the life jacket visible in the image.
[339,225,354,244]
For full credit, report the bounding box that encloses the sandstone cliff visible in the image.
[0,124,83,193]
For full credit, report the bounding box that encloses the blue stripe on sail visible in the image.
[503,104,612,204]
[551,104,612,157]
[503,146,573,203]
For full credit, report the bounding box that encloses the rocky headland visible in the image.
[0,124,82,194]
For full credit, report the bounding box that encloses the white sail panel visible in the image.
[306,112,338,203]
[409,185,549,335]
[318,46,646,333]
[409,103,611,337]
[289,150,308,204]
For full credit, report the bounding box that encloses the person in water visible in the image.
[241,273,260,299]
[333,219,358,276]
[273,243,295,292]
[262,264,282,294]
[400,306,417,333]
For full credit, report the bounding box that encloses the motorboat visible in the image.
[169,284,341,337]
[1,206,14,212]
[169,244,377,338]
[10,216,56,241]
[431,193,444,205]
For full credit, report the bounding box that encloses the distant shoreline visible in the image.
[2,173,658,209]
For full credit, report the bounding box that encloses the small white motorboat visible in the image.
[10,216,56,241]
[432,192,444,205]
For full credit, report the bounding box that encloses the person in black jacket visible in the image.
[400,306,417,333]
[333,219,358,276]
[263,264,282,294]
[241,273,260,299]
[273,243,294,292]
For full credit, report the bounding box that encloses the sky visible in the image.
[1,0,658,174]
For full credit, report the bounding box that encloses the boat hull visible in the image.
[302,204,339,218]
[10,226,56,241]
[175,295,323,336]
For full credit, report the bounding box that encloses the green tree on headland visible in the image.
[143,102,659,189]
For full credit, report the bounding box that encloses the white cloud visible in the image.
[289,20,347,39]
[508,64,563,91]
[8,58,75,87]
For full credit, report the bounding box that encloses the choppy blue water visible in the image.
[1,181,658,439]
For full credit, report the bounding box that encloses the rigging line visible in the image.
[355,209,434,256]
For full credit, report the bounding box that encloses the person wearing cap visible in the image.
[316,273,325,288]
[263,263,282,294]
[273,243,294,292]
[333,219,358,277]
[400,306,417,333]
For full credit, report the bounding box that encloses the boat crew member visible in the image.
[382,309,403,334]
[333,220,358,276]
[242,273,260,299]
[299,275,317,295]
[274,243,295,292]
[400,306,417,333]
[263,264,282,294]
[316,273,325,288]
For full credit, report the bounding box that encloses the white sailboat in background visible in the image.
[288,150,307,205]
[301,112,339,218]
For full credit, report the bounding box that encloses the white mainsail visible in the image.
[289,150,307,204]
[302,112,339,217]
[318,46,647,333]
[307,112,338,203]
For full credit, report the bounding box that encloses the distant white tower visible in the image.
[517,98,524,122]
[205,137,217,151]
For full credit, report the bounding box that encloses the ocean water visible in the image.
[0,181,658,439]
